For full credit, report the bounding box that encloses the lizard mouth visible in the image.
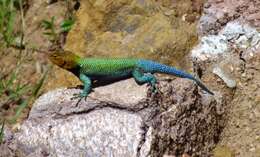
[60,61,66,68]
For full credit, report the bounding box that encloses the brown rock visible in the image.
[194,6,260,156]
[199,0,260,35]
[65,0,199,69]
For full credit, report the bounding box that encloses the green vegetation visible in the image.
[41,17,75,43]
[0,0,48,128]
[0,0,18,46]
[60,18,75,33]
[0,58,49,123]
[9,69,48,123]
[42,16,58,42]
[0,0,75,135]
[0,67,31,109]
[0,120,4,144]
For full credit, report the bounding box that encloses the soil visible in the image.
[0,0,260,156]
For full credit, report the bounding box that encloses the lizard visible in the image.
[48,50,214,98]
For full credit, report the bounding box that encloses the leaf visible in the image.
[41,16,55,30]
[0,0,16,46]
[42,20,52,29]
[32,69,48,97]
[9,99,28,124]
[6,70,17,89]
[60,19,75,32]
[9,69,48,123]
[0,80,4,96]
[0,120,5,144]
[5,8,16,45]
[41,16,58,42]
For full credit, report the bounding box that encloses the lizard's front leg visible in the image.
[132,69,157,92]
[73,73,92,99]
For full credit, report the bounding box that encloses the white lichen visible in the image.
[192,21,260,61]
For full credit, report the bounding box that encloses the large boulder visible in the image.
[192,1,260,156]
[1,78,222,157]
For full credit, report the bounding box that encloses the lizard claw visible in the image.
[152,87,158,93]
[71,94,80,100]
[71,92,88,101]
[149,82,158,93]
[151,86,158,93]
[147,84,157,93]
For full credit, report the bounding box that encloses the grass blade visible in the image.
[0,120,5,144]
[0,80,4,96]
[32,70,48,97]
[9,69,48,123]
[60,19,74,32]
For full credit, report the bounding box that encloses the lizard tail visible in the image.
[138,60,214,95]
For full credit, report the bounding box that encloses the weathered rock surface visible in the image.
[3,0,260,157]
[198,0,260,36]
[192,1,260,156]
[1,78,223,157]
[64,0,200,68]
[192,21,260,62]
[192,21,260,89]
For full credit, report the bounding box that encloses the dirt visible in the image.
[197,0,260,156]
[214,52,260,157]
[0,0,260,156]
[0,0,203,122]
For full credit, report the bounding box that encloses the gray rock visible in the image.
[213,66,236,88]
[192,21,260,62]
[29,79,148,119]
[17,107,144,157]
[191,35,229,61]
[192,21,259,91]
[15,79,149,157]
[2,78,224,157]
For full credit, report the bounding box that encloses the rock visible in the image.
[216,53,260,157]
[193,2,260,156]
[13,81,149,157]
[64,0,199,68]
[149,81,224,157]
[18,107,144,157]
[0,144,13,157]
[213,145,235,157]
[198,0,260,35]
[192,21,260,62]
[2,78,224,157]
[213,66,236,88]
[191,35,229,61]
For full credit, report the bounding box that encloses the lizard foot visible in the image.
[151,86,158,93]
[149,81,158,93]
[147,84,158,94]
[71,93,88,101]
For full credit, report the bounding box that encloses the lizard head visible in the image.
[48,50,81,70]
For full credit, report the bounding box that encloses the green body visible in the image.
[78,58,137,78]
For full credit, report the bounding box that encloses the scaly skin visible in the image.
[48,50,214,98]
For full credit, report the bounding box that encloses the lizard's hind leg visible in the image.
[132,69,157,92]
